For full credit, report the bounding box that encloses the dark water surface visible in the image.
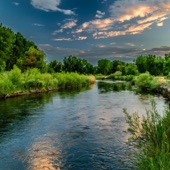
[0,81,167,170]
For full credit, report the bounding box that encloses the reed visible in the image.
[0,67,95,98]
[124,101,170,170]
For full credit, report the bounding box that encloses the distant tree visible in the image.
[97,59,112,75]
[63,55,94,74]
[135,55,147,73]
[111,60,125,73]
[124,63,139,75]
[48,60,63,73]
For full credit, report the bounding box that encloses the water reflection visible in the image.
[0,81,167,170]
[97,80,132,93]
[27,133,62,170]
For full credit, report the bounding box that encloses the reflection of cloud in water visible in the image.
[27,133,62,170]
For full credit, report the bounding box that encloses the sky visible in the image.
[0,0,170,64]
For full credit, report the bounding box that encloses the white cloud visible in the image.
[13,2,20,6]
[125,43,135,47]
[53,38,72,41]
[31,0,74,15]
[95,10,105,19]
[76,36,87,40]
[32,23,44,27]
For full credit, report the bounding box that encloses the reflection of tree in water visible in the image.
[97,81,132,93]
[0,87,91,133]
[57,85,93,99]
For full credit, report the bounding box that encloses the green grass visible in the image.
[0,66,96,98]
[124,101,170,170]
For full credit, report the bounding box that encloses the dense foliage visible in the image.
[0,66,95,98]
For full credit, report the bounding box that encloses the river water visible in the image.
[0,80,167,170]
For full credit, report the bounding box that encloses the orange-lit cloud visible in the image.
[73,0,170,39]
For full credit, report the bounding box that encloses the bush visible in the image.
[124,101,170,170]
[8,65,22,87]
[135,72,159,92]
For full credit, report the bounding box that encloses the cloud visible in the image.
[62,20,77,29]
[93,22,153,39]
[125,43,135,47]
[157,22,164,27]
[39,43,170,64]
[32,23,44,27]
[53,19,77,35]
[13,2,20,6]
[74,18,114,33]
[140,46,170,56]
[31,0,74,15]
[76,36,87,40]
[53,38,72,41]
[95,10,105,19]
[73,0,170,39]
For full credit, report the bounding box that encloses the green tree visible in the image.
[97,59,112,75]
[63,56,94,74]
[21,46,46,72]
[0,24,15,69]
[135,55,147,73]
[124,63,139,75]
[48,60,63,73]
[6,32,36,70]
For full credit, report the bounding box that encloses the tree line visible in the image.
[1,23,170,76]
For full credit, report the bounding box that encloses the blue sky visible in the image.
[0,0,170,64]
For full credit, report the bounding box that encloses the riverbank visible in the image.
[0,66,96,99]
[95,73,170,98]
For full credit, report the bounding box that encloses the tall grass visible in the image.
[0,66,96,98]
[124,101,170,170]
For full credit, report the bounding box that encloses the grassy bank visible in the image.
[95,72,167,93]
[0,66,96,99]
[124,101,170,170]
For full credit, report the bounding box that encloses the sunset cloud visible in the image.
[53,19,77,35]
[73,0,170,39]
[93,22,153,39]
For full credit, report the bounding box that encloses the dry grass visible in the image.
[88,75,96,84]
[156,76,167,84]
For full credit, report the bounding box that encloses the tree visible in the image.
[124,63,139,75]
[6,32,36,70]
[21,46,46,72]
[0,24,15,69]
[135,55,147,73]
[63,56,94,74]
[97,59,112,75]
[48,60,63,73]
[111,60,125,73]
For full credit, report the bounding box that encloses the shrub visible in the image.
[8,65,22,87]
[124,101,170,170]
[135,72,159,92]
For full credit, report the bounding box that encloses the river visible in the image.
[0,80,167,170]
